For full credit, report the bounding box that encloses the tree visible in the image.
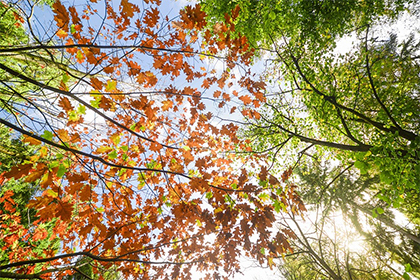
[200,0,411,53]
[201,1,420,279]
[205,0,420,210]
[0,124,61,278]
[0,1,301,279]
[282,160,420,279]
[276,212,401,280]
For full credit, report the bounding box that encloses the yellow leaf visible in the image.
[96,145,113,154]
[214,208,223,214]
[56,29,68,39]
[23,135,41,146]
[161,100,173,111]
[106,80,117,92]
[195,219,202,227]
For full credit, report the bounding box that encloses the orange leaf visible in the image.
[239,95,252,105]
[58,97,73,112]
[121,0,137,18]
[56,29,68,39]
[52,0,70,32]
[68,6,81,25]
[40,171,54,188]
[56,200,74,221]
[143,7,160,28]
[150,142,162,152]
[161,100,173,111]
[213,90,221,98]
[25,169,45,183]
[95,145,113,154]
[22,135,42,146]
[4,164,33,180]
[57,129,70,142]
[79,185,91,201]
[90,77,103,90]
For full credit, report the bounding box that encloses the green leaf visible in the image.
[90,98,101,108]
[273,200,282,213]
[269,11,276,20]
[68,110,80,121]
[403,272,411,280]
[57,164,67,178]
[372,209,378,218]
[42,130,54,141]
[405,263,412,272]
[108,150,118,160]
[258,180,267,187]
[205,192,213,199]
[49,161,60,169]
[70,24,76,34]
[62,73,70,83]
[258,192,270,201]
[376,207,384,215]
[77,104,86,115]
[354,160,369,174]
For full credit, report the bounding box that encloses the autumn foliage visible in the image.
[0,1,304,279]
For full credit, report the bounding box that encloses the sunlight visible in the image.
[347,238,367,253]
[324,211,368,255]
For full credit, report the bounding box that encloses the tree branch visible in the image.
[364,28,403,131]
[288,52,418,142]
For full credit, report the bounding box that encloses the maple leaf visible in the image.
[25,169,45,183]
[68,6,81,25]
[56,200,74,221]
[22,135,41,146]
[105,80,117,92]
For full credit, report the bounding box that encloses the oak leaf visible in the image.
[4,164,33,180]
[22,135,42,146]
[239,95,252,105]
[52,0,70,32]
[161,100,173,111]
[121,0,138,18]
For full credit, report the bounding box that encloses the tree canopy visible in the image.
[202,0,420,279]
[1,0,419,279]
